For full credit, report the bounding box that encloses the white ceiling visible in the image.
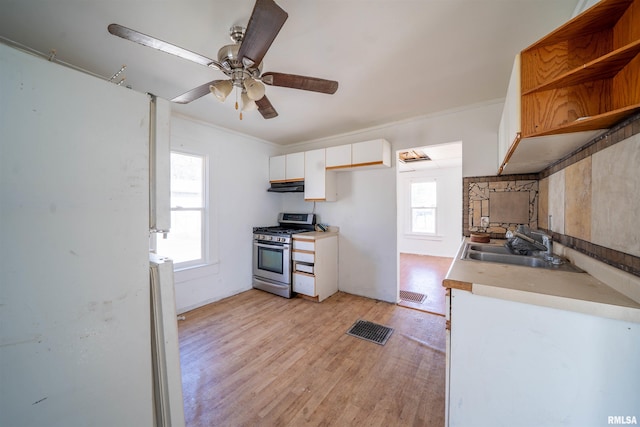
[0,0,579,145]
[398,141,463,172]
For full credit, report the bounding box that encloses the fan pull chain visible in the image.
[235,87,242,120]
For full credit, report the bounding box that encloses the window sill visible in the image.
[174,260,220,283]
[403,233,444,241]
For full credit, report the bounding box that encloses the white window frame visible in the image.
[154,150,210,270]
[407,178,438,236]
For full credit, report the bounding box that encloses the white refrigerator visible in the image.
[1,42,183,426]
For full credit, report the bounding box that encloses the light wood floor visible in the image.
[179,290,446,427]
[399,253,452,316]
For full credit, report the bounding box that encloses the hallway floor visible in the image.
[399,253,452,316]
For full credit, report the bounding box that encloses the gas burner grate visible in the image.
[346,320,393,345]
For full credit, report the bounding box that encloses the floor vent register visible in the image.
[399,290,427,303]
[346,320,394,345]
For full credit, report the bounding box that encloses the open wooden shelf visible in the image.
[522,39,640,95]
[519,0,640,139]
[498,0,640,174]
[526,103,640,137]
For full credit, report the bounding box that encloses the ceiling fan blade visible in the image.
[256,96,278,119]
[261,72,338,94]
[108,23,221,69]
[237,0,288,67]
[171,80,225,104]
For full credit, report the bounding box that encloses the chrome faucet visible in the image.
[541,233,553,257]
[519,229,553,257]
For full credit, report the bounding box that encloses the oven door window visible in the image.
[257,246,284,274]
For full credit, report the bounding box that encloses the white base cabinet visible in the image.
[292,233,338,302]
[447,289,640,427]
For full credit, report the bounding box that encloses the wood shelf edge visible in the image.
[498,133,522,176]
[350,161,385,168]
[270,178,304,183]
[443,279,473,292]
[326,161,386,170]
[522,104,640,138]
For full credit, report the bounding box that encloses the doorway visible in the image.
[396,142,462,315]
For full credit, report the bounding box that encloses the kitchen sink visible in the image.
[465,244,512,255]
[461,243,583,272]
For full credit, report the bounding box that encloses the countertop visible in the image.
[294,230,339,240]
[444,238,640,323]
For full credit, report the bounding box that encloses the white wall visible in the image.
[397,166,463,257]
[280,101,503,302]
[169,116,282,313]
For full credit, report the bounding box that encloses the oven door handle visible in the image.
[254,242,290,250]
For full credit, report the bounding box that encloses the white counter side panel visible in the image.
[449,289,640,427]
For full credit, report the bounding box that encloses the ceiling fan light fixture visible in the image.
[244,78,265,100]
[241,92,258,112]
[209,80,233,102]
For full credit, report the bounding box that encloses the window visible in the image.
[410,180,437,234]
[156,151,207,268]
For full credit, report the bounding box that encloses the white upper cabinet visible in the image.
[325,139,391,171]
[269,153,305,182]
[304,148,336,202]
[352,139,391,167]
[326,144,352,169]
[269,155,286,182]
[498,55,521,174]
[285,152,305,181]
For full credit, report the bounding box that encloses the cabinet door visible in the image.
[285,152,305,181]
[304,149,325,200]
[304,148,336,201]
[293,272,315,296]
[498,55,521,172]
[269,155,286,182]
[352,139,391,167]
[326,144,352,169]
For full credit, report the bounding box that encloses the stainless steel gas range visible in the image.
[252,213,316,298]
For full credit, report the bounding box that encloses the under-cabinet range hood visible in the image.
[267,181,304,193]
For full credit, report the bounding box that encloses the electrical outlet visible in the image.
[480,217,490,228]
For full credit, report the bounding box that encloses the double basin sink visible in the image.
[461,242,583,273]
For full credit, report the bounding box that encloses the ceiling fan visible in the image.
[108,0,338,119]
